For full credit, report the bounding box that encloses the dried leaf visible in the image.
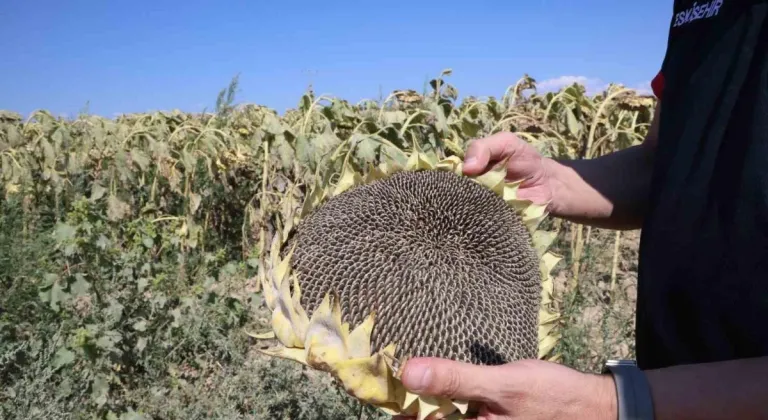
[107,195,130,221]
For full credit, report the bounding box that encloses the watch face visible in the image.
[605,359,637,367]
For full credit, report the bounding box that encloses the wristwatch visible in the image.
[601,359,655,420]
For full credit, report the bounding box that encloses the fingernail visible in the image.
[403,364,432,391]
[464,157,477,167]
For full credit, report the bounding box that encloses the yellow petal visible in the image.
[273,244,295,286]
[452,400,469,415]
[404,151,435,171]
[364,163,389,183]
[271,304,302,348]
[538,332,561,359]
[434,156,463,175]
[245,330,275,339]
[532,230,558,258]
[502,180,524,201]
[332,352,398,405]
[402,391,420,413]
[271,274,306,348]
[474,168,506,195]
[417,396,458,420]
[332,162,362,196]
[300,179,325,218]
[346,312,375,359]
[258,346,310,365]
[540,252,562,279]
[290,275,310,342]
[258,258,276,310]
[304,293,350,371]
[521,202,548,233]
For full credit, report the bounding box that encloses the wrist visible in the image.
[541,157,582,219]
[590,373,618,420]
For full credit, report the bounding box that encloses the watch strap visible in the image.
[602,360,655,420]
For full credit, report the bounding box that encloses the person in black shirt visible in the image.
[394,1,768,419]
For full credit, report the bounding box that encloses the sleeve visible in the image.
[651,71,665,100]
[652,1,677,101]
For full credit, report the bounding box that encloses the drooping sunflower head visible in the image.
[251,151,561,419]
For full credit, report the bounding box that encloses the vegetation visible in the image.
[0,70,655,419]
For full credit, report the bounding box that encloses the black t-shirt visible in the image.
[636,0,768,370]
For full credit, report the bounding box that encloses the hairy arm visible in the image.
[545,103,662,230]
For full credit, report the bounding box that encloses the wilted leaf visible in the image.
[5,126,22,147]
[90,183,107,201]
[262,113,285,136]
[566,107,581,138]
[351,133,378,162]
[40,138,56,168]
[430,102,449,135]
[274,137,295,170]
[382,111,407,126]
[130,148,150,171]
[132,320,148,332]
[107,195,130,221]
[460,118,483,138]
[189,192,201,214]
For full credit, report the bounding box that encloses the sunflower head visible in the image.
[249,150,562,419]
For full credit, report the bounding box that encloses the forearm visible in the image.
[544,142,655,230]
[643,356,768,419]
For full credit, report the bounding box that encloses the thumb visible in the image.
[399,357,499,402]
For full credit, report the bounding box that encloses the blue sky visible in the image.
[1,0,673,118]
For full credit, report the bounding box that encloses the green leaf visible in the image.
[91,375,109,407]
[96,235,110,250]
[96,330,123,352]
[136,337,148,353]
[53,223,76,243]
[137,277,149,293]
[39,280,68,312]
[132,320,148,332]
[51,347,76,370]
[105,299,124,325]
[71,274,91,296]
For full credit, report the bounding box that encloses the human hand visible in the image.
[392,357,617,420]
[463,132,556,211]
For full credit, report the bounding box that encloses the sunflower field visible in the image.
[0,70,655,419]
